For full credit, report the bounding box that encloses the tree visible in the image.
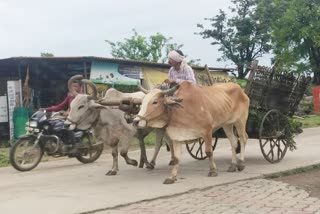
[106,29,200,65]
[197,0,272,78]
[41,53,54,57]
[265,0,320,84]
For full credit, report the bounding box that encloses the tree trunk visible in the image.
[310,46,320,85]
[237,64,245,79]
[313,70,320,85]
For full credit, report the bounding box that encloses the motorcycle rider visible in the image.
[44,79,83,153]
[45,79,83,116]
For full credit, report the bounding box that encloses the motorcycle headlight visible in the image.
[29,121,38,128]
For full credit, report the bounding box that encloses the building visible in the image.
[0,56,235,141]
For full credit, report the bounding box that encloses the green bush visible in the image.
[301,101,313,115]
[236,79,247,89]
[0,148,10,167]
[107,84,139,93]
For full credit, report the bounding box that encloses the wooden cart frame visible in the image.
[186,61,311,163]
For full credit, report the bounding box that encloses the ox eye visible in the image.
[78,105,84,110]
[152,101,158,105]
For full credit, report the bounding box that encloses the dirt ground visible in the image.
[272,168,320,198]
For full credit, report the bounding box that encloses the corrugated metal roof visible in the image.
[0,56,236,71]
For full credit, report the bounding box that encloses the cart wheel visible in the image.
[259,109,290,163]
[185,137,218,160]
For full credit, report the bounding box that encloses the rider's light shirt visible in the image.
[168,65,197,84]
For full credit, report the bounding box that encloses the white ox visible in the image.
[134,81,250,184]
[65,76,172,175]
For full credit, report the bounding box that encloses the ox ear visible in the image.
[164,97,183,108]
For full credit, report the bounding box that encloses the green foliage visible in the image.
[265,163,320,179]
[246,107,302,150]
[301,101,313,115]
[41,52,54,57]
[197,0,272,79]
[262,0,320,84]
[132,131,156,147]
[0,148,10,167]
[295,115,320,129]
[107,84,139,93]
[106,29,200,65]
[236,79,247,88]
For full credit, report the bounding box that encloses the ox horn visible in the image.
[161,84,180,95]
[68,75,83,96]
[81,79,98,100]
[137,84,149,94]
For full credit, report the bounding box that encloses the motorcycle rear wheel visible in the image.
[76,132,103,164]
[10,137,44,172]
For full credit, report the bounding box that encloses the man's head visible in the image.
[168,50,185,70]
[71,80,82,94]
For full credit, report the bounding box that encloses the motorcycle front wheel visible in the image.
[9,137,44,172]
[76,132,103,164]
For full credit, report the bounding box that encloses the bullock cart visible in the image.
[186,62,311,163]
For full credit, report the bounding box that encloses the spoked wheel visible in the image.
[9,136,44,172]
[76,132,104,164]
[259,109,290,163]
[185,137,218,160]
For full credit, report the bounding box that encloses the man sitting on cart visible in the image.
[164,50,197,87]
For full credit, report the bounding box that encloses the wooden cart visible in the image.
[186,62,311,163]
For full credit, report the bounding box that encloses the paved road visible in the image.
[1,127,320,214]
[101,179,320,214]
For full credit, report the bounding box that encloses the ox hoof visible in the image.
[163,177,176,184]
[208,171,218,177]
[146,163,155,170]
[138,161,144,168]
[227,163,237,172]
[128,159,138,167]
[237,164,245,171]
[236,159,245,171]
[150,160,156,166]
[106,170,117,176]
[168,160,175,166]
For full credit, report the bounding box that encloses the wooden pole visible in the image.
[83,61,88,94]
[205,64,214,86]
[244,60,258,95]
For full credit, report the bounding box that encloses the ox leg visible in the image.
[137,129,154,169]
[151,129,175,166]
[223,125,239,172]
[106,146,118,176]
[167,139,175,166]
[234,121,248,171]
[120,149,138,167]
[204,133,218,177]
[150,129,164,166]
[163,141,181,184]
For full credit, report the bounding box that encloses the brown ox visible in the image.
[133,81,250,184]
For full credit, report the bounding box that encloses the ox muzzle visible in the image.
[64,118,77,130]
[132,115,148,128]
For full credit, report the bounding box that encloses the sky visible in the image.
[0,0,271,68]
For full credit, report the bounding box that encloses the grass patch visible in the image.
[264,163,320,179]
[132,131,156,147]
[236,79,247,89]
[0,148,10,167]
[294,115,320,128]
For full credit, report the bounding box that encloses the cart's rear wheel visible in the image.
[259,109,290,163]
[186,137,218,160]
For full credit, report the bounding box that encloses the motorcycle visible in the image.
[9,110,104,172]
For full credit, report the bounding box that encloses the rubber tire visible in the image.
[9,136,44,172]
[76,133,103,164]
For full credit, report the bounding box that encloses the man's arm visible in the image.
[46,96,69,112]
